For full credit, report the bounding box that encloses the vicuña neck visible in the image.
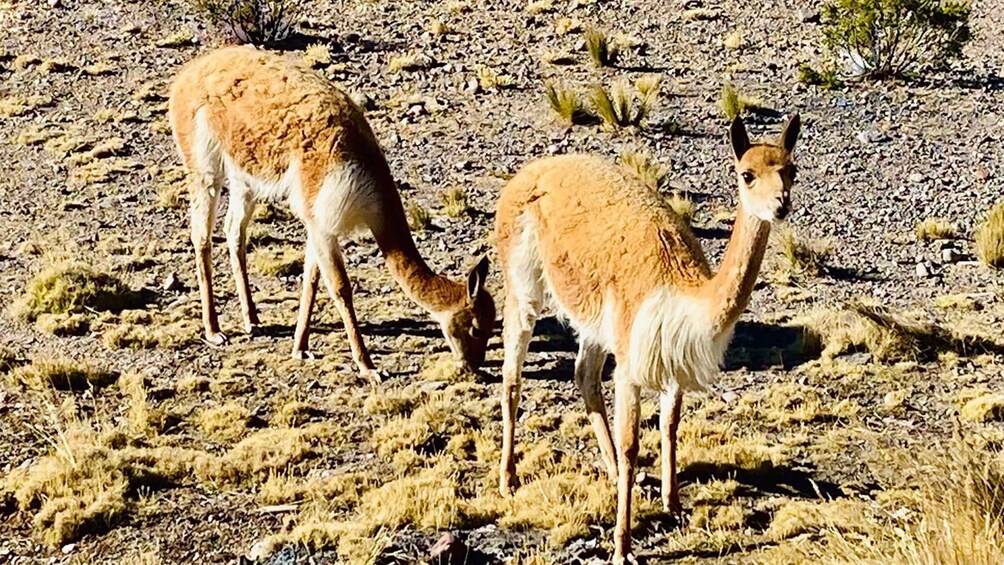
[367,177,466,316]
[701,202,771,334]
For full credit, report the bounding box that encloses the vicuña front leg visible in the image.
[310,232,379,381]
[574,340,617,482]
[660,386,683,513]
[614,373,641,564]
[499,293,535,496]
[292,241,320,360]
[224,179,260,335]
[190,176,226,346]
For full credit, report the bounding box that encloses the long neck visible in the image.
[701,202,771,334]
[367,176,466,316]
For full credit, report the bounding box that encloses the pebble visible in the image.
[942,248,961,263]
[907,172,925,184]
[796,7,820,23]
[162,272,182,292]
[61,544,75,554]
[915,261,930,278]
[721,390,739,403]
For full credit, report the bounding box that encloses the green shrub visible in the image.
[821,0,971,79]
[797,64,844,89]
[191,0,301,46]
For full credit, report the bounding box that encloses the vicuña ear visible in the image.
[781,113,801,153]
[467,255,489,300]
[730,116,750,160]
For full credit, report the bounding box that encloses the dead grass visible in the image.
[439,187,470,218]
[771,226,831,282]
[198,404,252,442]
[960,393,1004,423]
[0,93,54,117]
[302,44,331,68]
[915,217,957,241]
[797,301,1000,363]
[13,263,144,321]
[476,66,514,90]
[406,202,431,231]
[591,80,654,128]
[370,393,477,457]
[252,246,304,278]
[720,84,759,121]
[620,149,666,190]
[667,193,696,225]
[420,352,479,384]
[388,51,432,72]
[766,499,871,541]
[543,80,587,125]
[35,313,91,336]
[118,372,164,435]
[8,357,116,391]
[585,28,617,67]
[499,470,614,546]
[739,383,859,426]
[974,202,1004,268]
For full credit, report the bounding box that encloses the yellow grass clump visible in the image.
[974,202,1004,268]
[8,357,116,391]
[198,403,252,442]
[914,217,957,241]
[13,263,144,321]
[251,246,304,277]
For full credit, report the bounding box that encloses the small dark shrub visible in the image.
[821,0,971,79]
[797,64,845,89]
[193,0,301,46]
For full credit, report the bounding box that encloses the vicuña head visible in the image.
[168,46,496,378]
[731,113,800,222]
[494,114,801,563]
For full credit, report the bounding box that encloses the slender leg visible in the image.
[660,384,683,513]
[309,231,379,380]
[291,240,320,359]
[574,340,617,482]
[499,291,537,496]
[224,178,259,334]
[190,174,225,345]
[613,369,641,564]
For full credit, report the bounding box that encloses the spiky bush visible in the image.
[820,0,971,79]
[192,0,301,46]
[591,81,654,128]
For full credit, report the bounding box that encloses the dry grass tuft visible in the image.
[118,372,164,435]
[584,28,617,67]
[252,246,304,278]
[974,202,1004,268]
[8,358,116,391]
[0,94,55,117]
[554,17,582,35]
[476,66,514,90]
[154,28,194,48]
[388,51,432,73]
[198,404,252,442]
[406,202,432,232]
[739,383,859,425]
[543,80,587,125]
[35,313,91,336]
[302,44,331,68]
[667,193,696,225]
[420,352,479,384]
[960,393,1004,423]
[720,83,759,121]
[499,471,615,546]
[13,263,144,321]
[797,301,1000,363]
[766,499,871,541]
[620,149,666,190]
[771,226,831,281]
[591,81,654,128]
[371,393,477,457]
[914,217,957,241]
[440,187,470,218]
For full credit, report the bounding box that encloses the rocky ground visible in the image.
[1,0,1003,564]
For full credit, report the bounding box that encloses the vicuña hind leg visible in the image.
[309,230,379,381]
[574,340,617,482]
[190,172,225,346]
[224,177,259,334]
[660,384,683,513]
[499,291,537,496]
[292,239,320,360]
[613,370,641,564]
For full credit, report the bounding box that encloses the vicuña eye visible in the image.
[741,172,755,184]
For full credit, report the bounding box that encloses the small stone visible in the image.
[455,160,471,171]
[465,78,480,94]
[907,172,925,184]
[162,272,182,292]
[976,167,991,182]
[796,7,820,22]
[915,262,930,278]
[429,532,467,565]
[350,91,373,110]
[61,544,75,554]
[721,390,739,403]
[942,248,961,263]
[48,0,61,7]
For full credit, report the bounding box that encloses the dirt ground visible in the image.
[1,0,1003,563]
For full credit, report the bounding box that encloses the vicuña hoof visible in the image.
[291,349,318,361]
[204,332,229,347]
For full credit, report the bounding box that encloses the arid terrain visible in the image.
[1,0,1003,564]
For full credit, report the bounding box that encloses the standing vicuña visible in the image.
[168,46,496,378]
[494,115,800,562]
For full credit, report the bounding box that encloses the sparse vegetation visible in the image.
[13,264,145,321]
[543,80,588,125]
[191,0,300,46]
[584,28,617,67]
[667,193,696,225]
[620,149,666,190]
[974,202,1004,268]
[406,202,432,231]
[820,0,971,79]
[771,226,832,281]
[8,357,116,391]
[440,187,470,218]
[798,63,844,89]
[590,81,654,128]
[720,83,759,121]
[252,245,304,277]
[915,217,957,241]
